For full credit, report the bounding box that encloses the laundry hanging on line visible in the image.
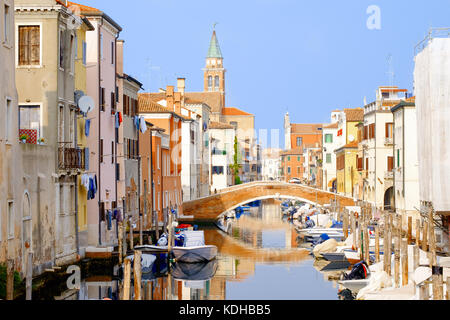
[85,119,91,137]
[87,174,98,200]
[139,116,147,134]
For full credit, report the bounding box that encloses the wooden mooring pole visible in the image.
[415,219,421,247]
[6,259,14,300]
[394,216,401,288]
[375,226,380,263]
[408,216,412,245]
[134,250,142,300]
[343,210,349,239]
[446,277,450,300]
[26,252,33,301]
[387,213,393,276]
[118,222,123,265]
[401,239,408,286]
[432,266,444,300]
[422,221,428,252]
[123,258,131,300]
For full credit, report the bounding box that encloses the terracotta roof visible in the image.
[185,98,207,105]
[336,141,358,151]
[67,1,122,31]
[185,92,223,113]
[343,108,364,122]
[209,121,235,130]
[290,123,322,134]
[138,94,191,121]
[222,107,253,116]
[281,148,303,156]
[67,1,100,12]
[323,123,339,129]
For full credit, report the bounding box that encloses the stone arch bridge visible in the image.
[182,182,356,221]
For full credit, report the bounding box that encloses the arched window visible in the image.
[214,76,220,91]
[208,76,212,91]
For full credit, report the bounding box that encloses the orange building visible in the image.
[139,88,189,223]
[281,148,304,182]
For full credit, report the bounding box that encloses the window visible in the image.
[382,92,390,99]
[385,123,393,139]
[212,166,224,175]
[297,156,301,162]
[7,201,14,239]
[100,87,105,111]
[59,29,65,69]
[326,153,332,164]
[111,41,114,64]
[4,4,10,43]
[397,149,400,168]
[297,167,301,174]
[100,139,104,163]
[111,141,115,164]
[70,33,75,72]
[111,92,116,113]
[387,156,394,172]
[363,126,368,140]
[18,25,40,66]
[357,156,363,171]
[69,108,75,145]
[5,98,11,142]
[74,33,78,59]
[296,137,303,147]
[19,105,41,143]
[214,76,219,91]
[230,121,238,129]
[287,167,291,174]
[325,134,333,143]
[82,41,87,65]
[58,105,64,143]
[369,123,375,139]
[100,33,103,60]
[287,156,291,162]
[366,158,369,171]
[157,145,160,169]
[208,76,212,91]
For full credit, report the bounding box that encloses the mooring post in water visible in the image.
[351,212,356,249]
[168,209,174,254]
[383,212,388,273]
[446,277,450,300]
[415,219,421,247]
[428,207,437,268]
[387,213,393,276]
[375,225,380,263]
[134,250,142,300]
[420,282,430,300]
[6,259,14,300]
[129,217,134,251]
[408,216,413,245]
[26,251,33,300]
[432,266,443,300]
[123,258,131,300]
[394,216,401,288]
[422,221,428,252]
[401,239,408,286]
[413,244,419,271]
[364,224,370,265]
[343,210,349,239]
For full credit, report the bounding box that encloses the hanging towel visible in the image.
[84,147,90,171]
[139,116,147,134]
[107,210,112,230]
[115,112,120,129]
[118,112,123,124]
[85,119,91,137]
[134,116,140,129]
[81,174,90,191]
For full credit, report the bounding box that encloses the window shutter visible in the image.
[30,26,40,65]
[385,123,389,138]
[100,139,104,163]
[388,156,394,172]
[18,26,28,65]
[366,158,369,171]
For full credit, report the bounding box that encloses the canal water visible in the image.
[49,200,340,300]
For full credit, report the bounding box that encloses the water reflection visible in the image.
[54,200,339,300]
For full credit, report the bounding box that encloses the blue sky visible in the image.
[76,0,449,144]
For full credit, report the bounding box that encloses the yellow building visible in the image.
[75,18,94,233]
[335,108,364,197]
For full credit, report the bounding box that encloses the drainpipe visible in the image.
[98,18,103,246]
[114,31,120,237]
[149,127,154,235]
[75,102,80,256]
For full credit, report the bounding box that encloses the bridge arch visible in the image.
[182,182,356,221]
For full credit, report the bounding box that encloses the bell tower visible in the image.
[204,29,226,106]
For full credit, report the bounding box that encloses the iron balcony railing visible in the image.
[58,143,86,171]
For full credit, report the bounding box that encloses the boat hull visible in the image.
[172,245,218,263]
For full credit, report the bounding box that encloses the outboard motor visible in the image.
[313,233,330,246]
[342,261,370,280]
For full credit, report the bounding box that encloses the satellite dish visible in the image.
[74,90,85,104]
[349,135,355,142]
[78,95,95,113]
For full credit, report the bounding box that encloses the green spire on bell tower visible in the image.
[207,28,223,59]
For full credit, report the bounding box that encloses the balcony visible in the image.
[58,144,86,171]
[385,170,393,180]
[385,137,393,146]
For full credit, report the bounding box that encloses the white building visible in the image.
[261,148,281,181]
[322,110,342,191]
[414,30,450,251]
[362,86,407,210]
[209,122,235,193]
[391,99,420,218]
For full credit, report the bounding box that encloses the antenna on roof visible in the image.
[213,22,218,30]
[387,54,395,90]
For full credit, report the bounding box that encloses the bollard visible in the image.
[401,239,408,286]
[123,258,131,300]
[134,250,142,300]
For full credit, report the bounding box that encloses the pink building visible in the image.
[70,2,122,249]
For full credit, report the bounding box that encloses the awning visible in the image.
[328,178,337,188]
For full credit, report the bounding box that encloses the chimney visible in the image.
[174,92,182,115]
[116,40,124,76]
[166,85,174,111]
[177,78,186,109]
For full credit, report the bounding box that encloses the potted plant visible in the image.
[38,138,45,145]
[20,134,29,143]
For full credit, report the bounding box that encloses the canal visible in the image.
[43,200,341,300]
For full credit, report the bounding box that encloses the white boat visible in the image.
[137,231,218,263]
[123,253,157,274]
[172,231,218,263]
[338,278,371,292]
